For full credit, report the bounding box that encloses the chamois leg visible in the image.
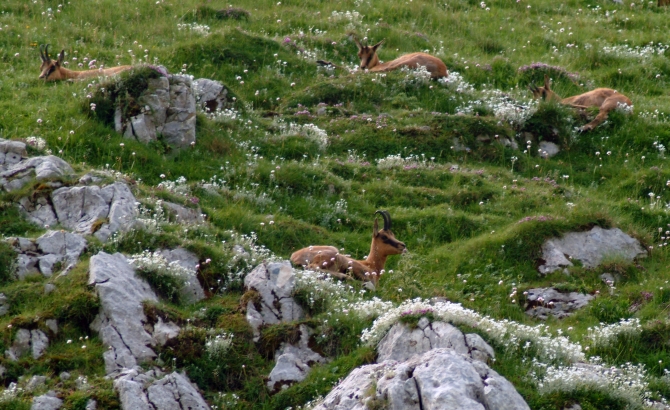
[579,98,623,132]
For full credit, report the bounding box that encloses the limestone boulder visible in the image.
[31,391,62,410]
[377,318,494,364]
[267,324,326,392]
[314,348,529,410]
[89,252,158,375]
[244,261,304,341]
[9,230,87,279]
[524,287,594,320]
[0,139,27,170]
[1,154,73,192]
[5,328,49,361]
[194,78,229,112]
[163,201,204,224]
[538,226,647,274]
[158,247,205,304]
[114,367,209,410]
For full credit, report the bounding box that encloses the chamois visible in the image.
[318,38,448,79]
[290,210,407,286]
[529,74,632,131]
[38,44,132,81]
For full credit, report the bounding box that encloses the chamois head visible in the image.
[372,210,406,256]
[38,44,66,81]
[529,74,561,102]
[354,37,385,70]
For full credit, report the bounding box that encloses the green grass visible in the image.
[0,0,670,408]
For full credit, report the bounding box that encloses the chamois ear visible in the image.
[373,217,379,236]
[57,49,65,66]
[353,36,363,51]
[372,39,385,51]
[39,44,46,62]
[543,74,551,90]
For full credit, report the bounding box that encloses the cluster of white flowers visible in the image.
[616,102,634,115]
[157,176,190,196]
[457,90,538,128]
[205,332,234,360]
[639,109,670,123]
[136,199,168,233]
[536,360,651,408]
[329,10,363,27]
[585,318,642,348]
[654,140,667,158]
[129,249,194,280]
[361,298,585,363]
[438,71,474,93]
[602,42,669,59]
[294,269,359,310]
[376,153,434,170]
[25,136,48,152]
[0,382,22,403]
[177,23,210,36]
[206,107,240,122]
[279,122,329,150]
[399,65,432,86]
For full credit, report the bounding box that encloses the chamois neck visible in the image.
[363,240,387,274]
[368,53,380,69]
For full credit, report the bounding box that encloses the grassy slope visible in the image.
[0,0,670,408]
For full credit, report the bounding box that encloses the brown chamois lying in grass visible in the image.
[318,37,448,79]
[529,74,632,131]
[290,210,407,286]
[39,44,132,81]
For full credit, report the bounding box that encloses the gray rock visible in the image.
[315,348,529,410]
[162,75,197,148]
[16,253,39,280]
[538,226,647,274]
[152,318,180,346]
[377,318,495,365]
[1,155,73,192]
[0,139,27,168]
[31,329,49,359]
[163,201,204,224]
[114,368,209,410]
[525,287,594,320]
[44,284,56,295]
[85,400,97,410]
[26,375,47,391]
[45,319,58,334]
[539,141,560,158]
[158,247,205,304]
[36,230,87,270]
[244,261,304,341]
[194,78,229,112]
[94,182,138,242]
[89,252,158,375]
[18,196,58,228]
[31,391,62,410]
[0,293,8,316]
[59,372,71,381]
[267,325,326,392]
[51,185,112,233]
[5,328,32,361]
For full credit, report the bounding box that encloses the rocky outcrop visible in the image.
[538,226,647,274]
[5,328,49,361]
[31,391,63,410]
[314,348,529,410]
[117,75,196,149]
[538,141,560,158]
[0,293,9,316]
[1,152,73,192]
[114,367,209,410]
[377,318,495,364]
[267,324,326,392]
[194,78,229,113]
[89,252,158,375]
[0,139,27,171]
[524,288,594,320]
[9,230,87,279]
[163,201,204,224]
[244,261,304,341]
[19,181,137,242]
[158,247,205,304]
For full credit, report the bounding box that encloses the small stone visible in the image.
[59,372,71,381]
[26,375,47,391]
[44,284,56,295]
[31,391,63,410]
[46,319,58,334]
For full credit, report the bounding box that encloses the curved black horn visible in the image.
[375,210,391,231]
[45,44,51,61]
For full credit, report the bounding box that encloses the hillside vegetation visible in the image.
[1,0,670,408]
